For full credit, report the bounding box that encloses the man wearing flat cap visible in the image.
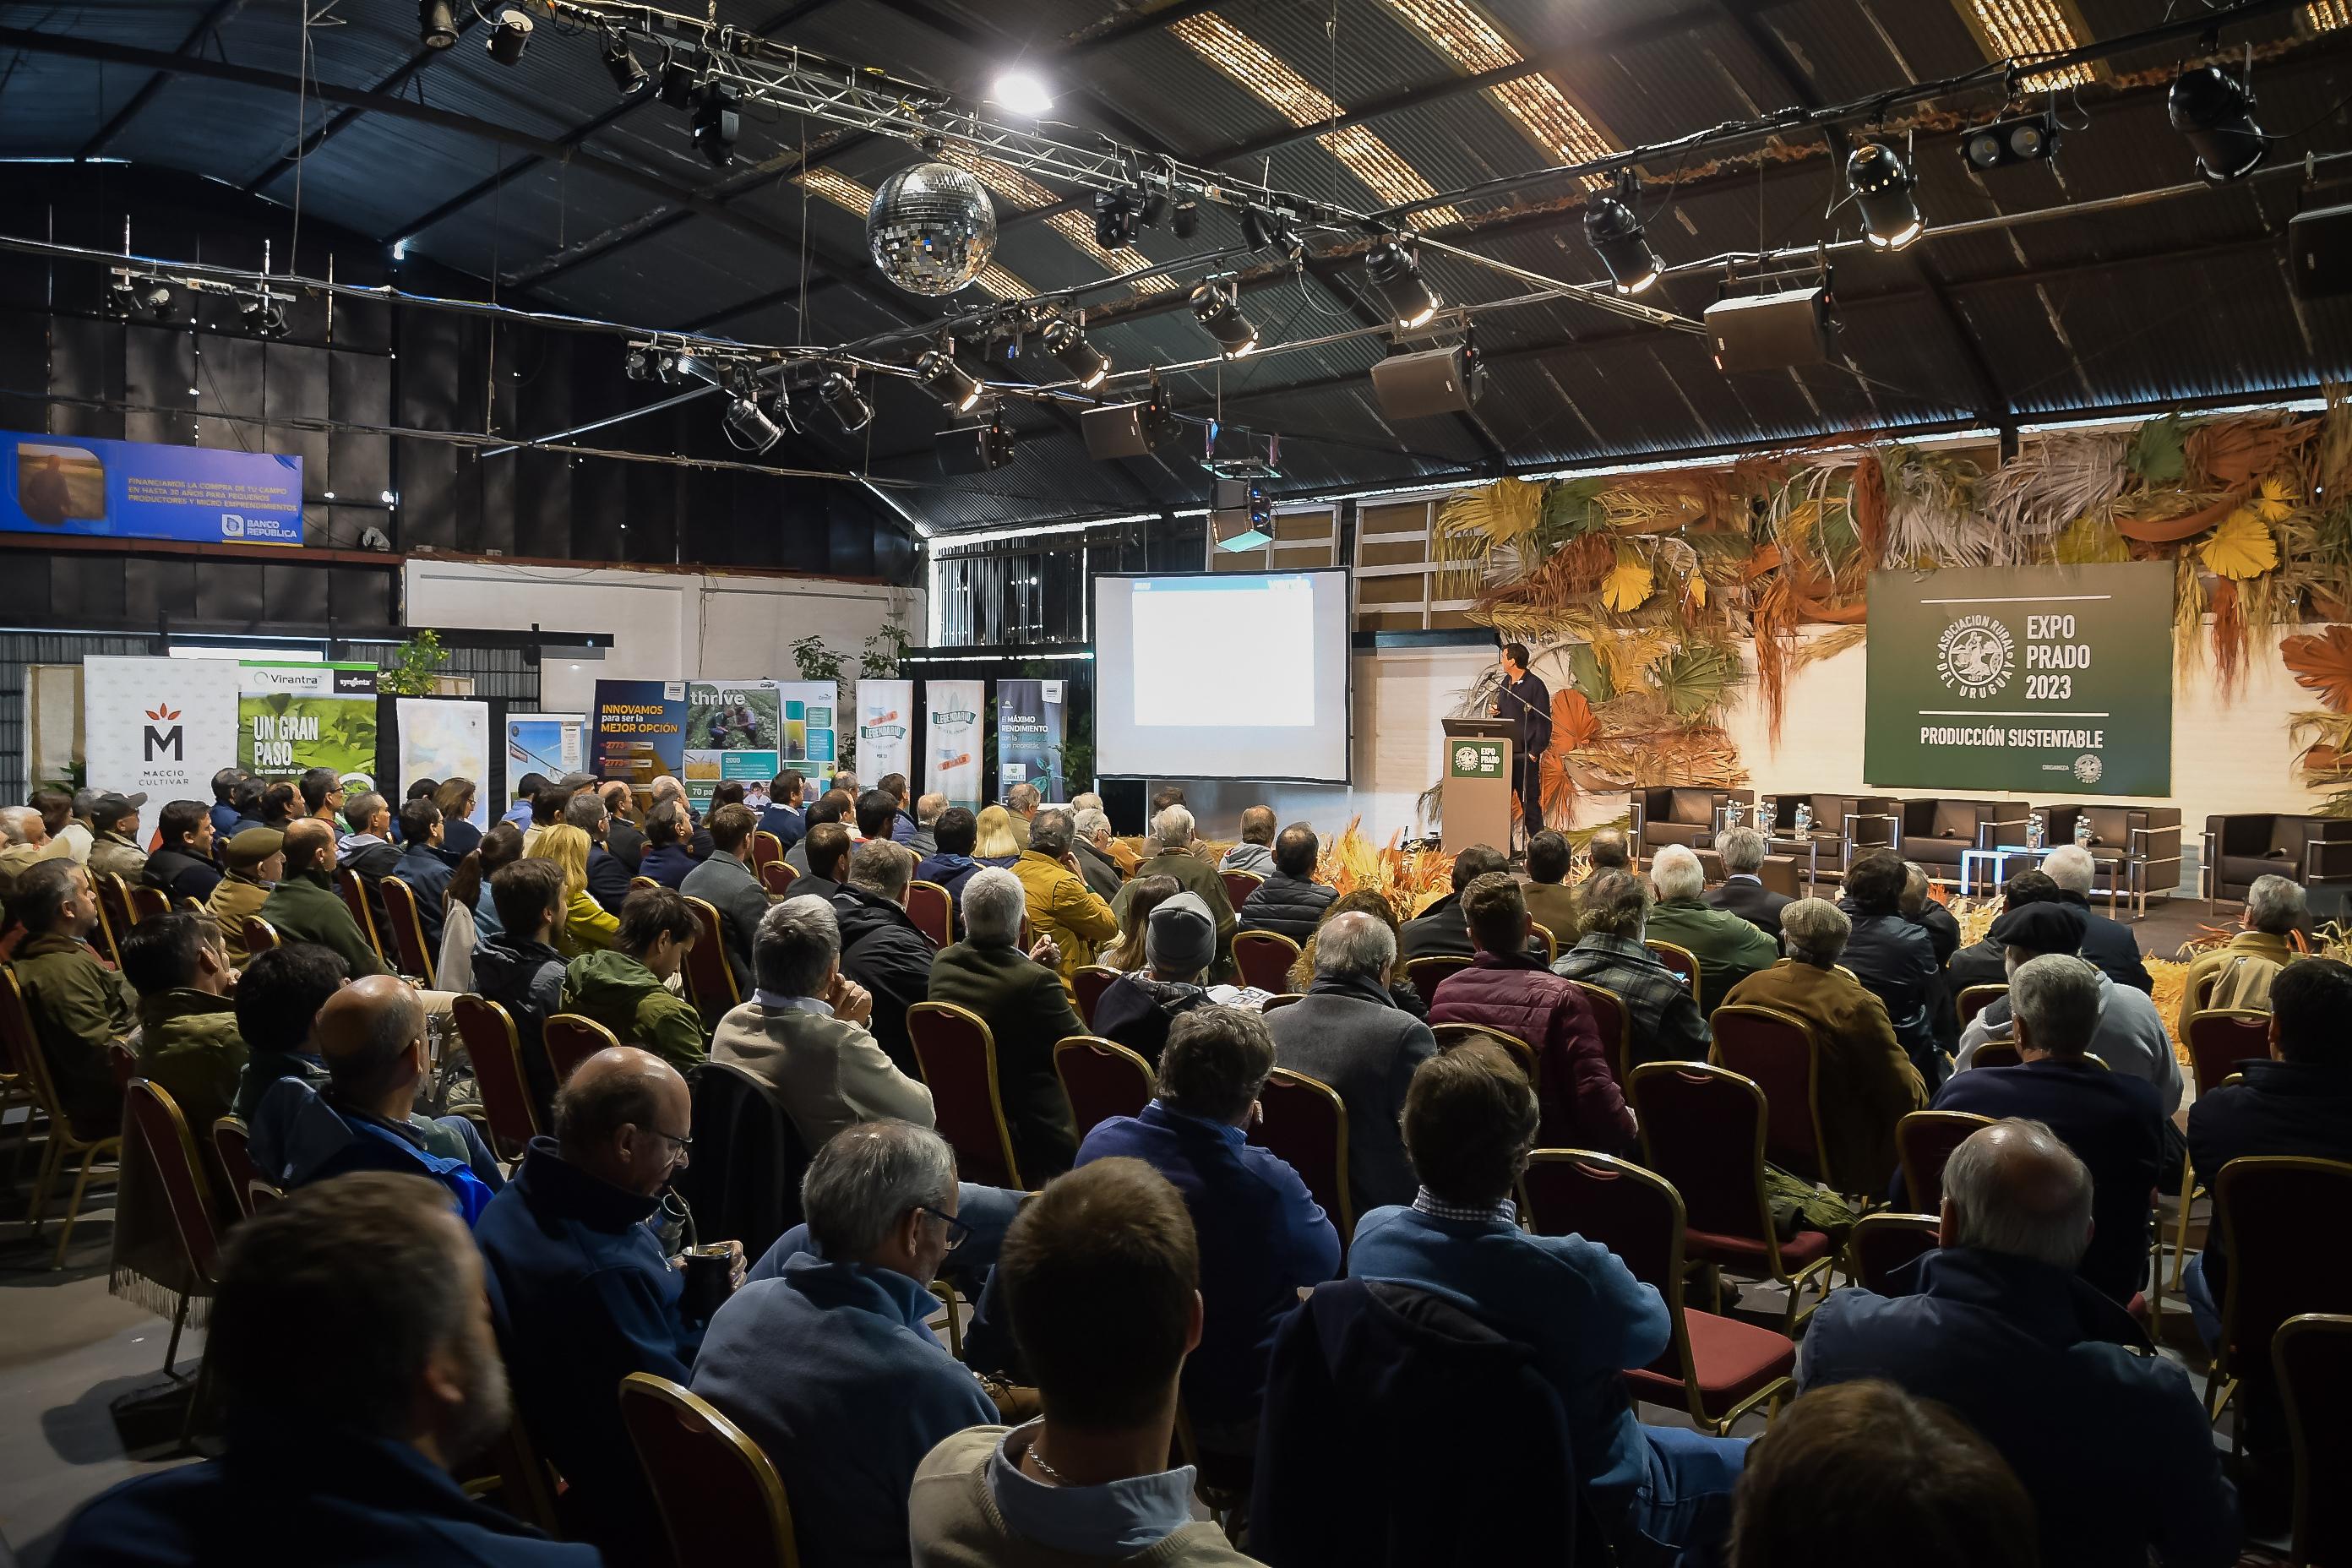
[84,791,151,883]
[206,827,286,965]
[1956,900,2180,1113]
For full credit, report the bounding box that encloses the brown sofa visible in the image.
[1897,798,2032,874]
[1632,787,1755,853]
[2043,803,2182,912]
[2202,814,2352,911]
[1758,792,1899,874]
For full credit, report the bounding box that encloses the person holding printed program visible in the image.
[1489,641,1551,851]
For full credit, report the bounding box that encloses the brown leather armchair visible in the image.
[2202,814,2352,912]
[1897,798,2032,873]
[1631,787,1755,854]
[2043,803,2182,914]
[1759,792,1899,874]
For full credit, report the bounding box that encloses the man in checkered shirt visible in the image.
[1550,868,1711,1069]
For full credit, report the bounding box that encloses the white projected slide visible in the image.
[1094,569,1351,782]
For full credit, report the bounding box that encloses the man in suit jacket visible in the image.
[830,839,940,1078]
[679,803,770,1000]
[1071,806,1124,903]
[2041,845,2154,994]
[1704,825,1792,940]
[923,868,1082,1184]
[598,781,645,874]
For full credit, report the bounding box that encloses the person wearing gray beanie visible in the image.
[1092,892,1219,1068]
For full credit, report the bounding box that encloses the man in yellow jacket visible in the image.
[1012,807,1118,994]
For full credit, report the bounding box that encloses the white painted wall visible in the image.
[401,560,920,712]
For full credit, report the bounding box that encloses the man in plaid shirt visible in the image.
[1550,868,1711,1069]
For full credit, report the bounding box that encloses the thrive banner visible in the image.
[5,430,301,544]
[592,681,687,797]
[776,681,841,793]
[685,680,781,810]
[84,656,242,846]
[925,679,984,810]
[996,679,1068,802]
[855,680,914,787]
[396,699,492,830]
[239,662,380,789]
[1863,562,2174,797]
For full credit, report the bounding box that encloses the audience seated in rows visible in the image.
[926,866,1083,1183]
[1549,868,1709,1069]
[1347,1043,1747,1561]
[1946,868,2059,995]
[1520,829,1582,946]
[11,861,136,1134]
[1092,892,1218,1065]
[1115,807,1238,972]
[1263,911,1437,1217]
[1079,1006,1339,1456]
[476,1046,742,1557]
[1283,887,1431,1018]
[759,768,808,852]
[834,839,942,1075]
[1015,807,1119,990]
[143,799,222,906]
[253,975,498,1222]
[909,790,948,859]
[471,859,571,1113]
[714,896,930,1151]
[794,820,856,909]
[263,819,387,978]
[1799,1119,2236,1568]
[680,802,769,997]
[1703,825,1789,939]
[1902,862,1964,1059]
[204,826,283,965]
[636,799,700,890]
[908,1159,1260,1566]
[558,885,705,1071]
[1930,955,2164,1305]
[56,1173,601,1568]
[86,791,150,884]
[1642,843,1779,1013]
[782,791,852,875]
[1428,872,1632,1153]
[229,943,346,1120]
[915,806,985,917]
[0,803,68,901]
[391,798,455,956]
[2178,871,2303,1038]
[1002,781,1040,852]
[1398,844,1508,961]
[529,824,618,959]
[1584,826,1631,872]
[2184,956,2352,1345]
[300,767,346,830]
[1720,899,1925,1196]
[1099,874,1177,975]
[207,767,247,842]
[1957,901,2181,1112]
[877,774,920,846]
[2043,842,2154,992]
[1219,806,1277,875]
[857,788,903,849]
[337,792,401,944]
[694,1120,994,1568]
[1070,806,1122,901]
[1237,823,1336,943]
[1836,847,1943,1086]
[1729,1379,2037,1568]
[559,789,629,918]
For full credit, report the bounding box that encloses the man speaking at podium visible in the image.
[1489,642,1551,852]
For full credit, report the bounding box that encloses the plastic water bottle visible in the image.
[2073,814,2093,848]
[1793,800,1813,836]
[2027,811,2045,852]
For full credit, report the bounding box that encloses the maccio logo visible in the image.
[143,700,184,762]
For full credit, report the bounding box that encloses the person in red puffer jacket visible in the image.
[1428,872,1636,1154]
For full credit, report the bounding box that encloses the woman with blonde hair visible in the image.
[433,776,482,858]
[972,803,1022,868]
[529,822,618,957]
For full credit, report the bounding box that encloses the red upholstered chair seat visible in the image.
[1627,1309,1798,1421]
[1682,1225,1832,1271]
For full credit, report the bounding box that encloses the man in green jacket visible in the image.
[1112,806,1236,977]
[1643,843,1782,1015]
[8,859,134,1135]
[559,885,707,1072]
[259,819,386,979]
[925,866,1082,1184]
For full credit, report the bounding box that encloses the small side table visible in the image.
[1961,845,2055,898]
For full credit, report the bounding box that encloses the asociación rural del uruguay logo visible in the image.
[1454,743,1480,772]
[2073,753,2104,784]
[1936,614,2014,700]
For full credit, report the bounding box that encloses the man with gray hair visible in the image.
[1722,898,1925,1196]
[1013,806,1119,992]
[692,1121,998,1568]
[1115,803,1237,975]
[712,894,930,1150]
[1930,954,2164,1305]
[908,792,948,859]
[0,803,63,897]
[1262,910,1438,1215]
[1704,825,1791,937]
[564,787,633,916]
[1003,779,1040,851]
[1219,805,1277,875]
[2178,870,2304,1039]
[928,866,1086,1180]
[1552,867,1710,1069]
[1642,842,1779,1013]
[2039,842,2153,993]
[1955,901,2180,1111]
[1070,805,1124,901]
[1800,1119,2237,1568]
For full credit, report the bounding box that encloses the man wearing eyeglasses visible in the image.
[475,1045,747,1560]
[692,1120,999,1568]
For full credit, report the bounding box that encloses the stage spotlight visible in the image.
[624,346,656,381]
[418,0,456,49]
[723,395,783,454]
[1583,188,1662,295]
[1847,141,1923,251]
[819,370,873,433]
[485,7,532,66]
[242,297,290,339]
[1139,188,1169,228]
[659,51,699,109]
[1171,199,1200,239]
[917,349,984,414]
[1241,204,1276,250]
[1364,238,1440,328]
[993,70,1052,117]
[1093,189,1141,250]
[2170,64,2266,183]
[693,81,741,167]
[1042,318,1110,390]
[1962,112,2060,172]
[602,35,648,96]
[1190,281,1259,357]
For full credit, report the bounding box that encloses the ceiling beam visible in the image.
[75,0,255,160]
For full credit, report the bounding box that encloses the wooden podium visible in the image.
[1440,717,1516,851]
